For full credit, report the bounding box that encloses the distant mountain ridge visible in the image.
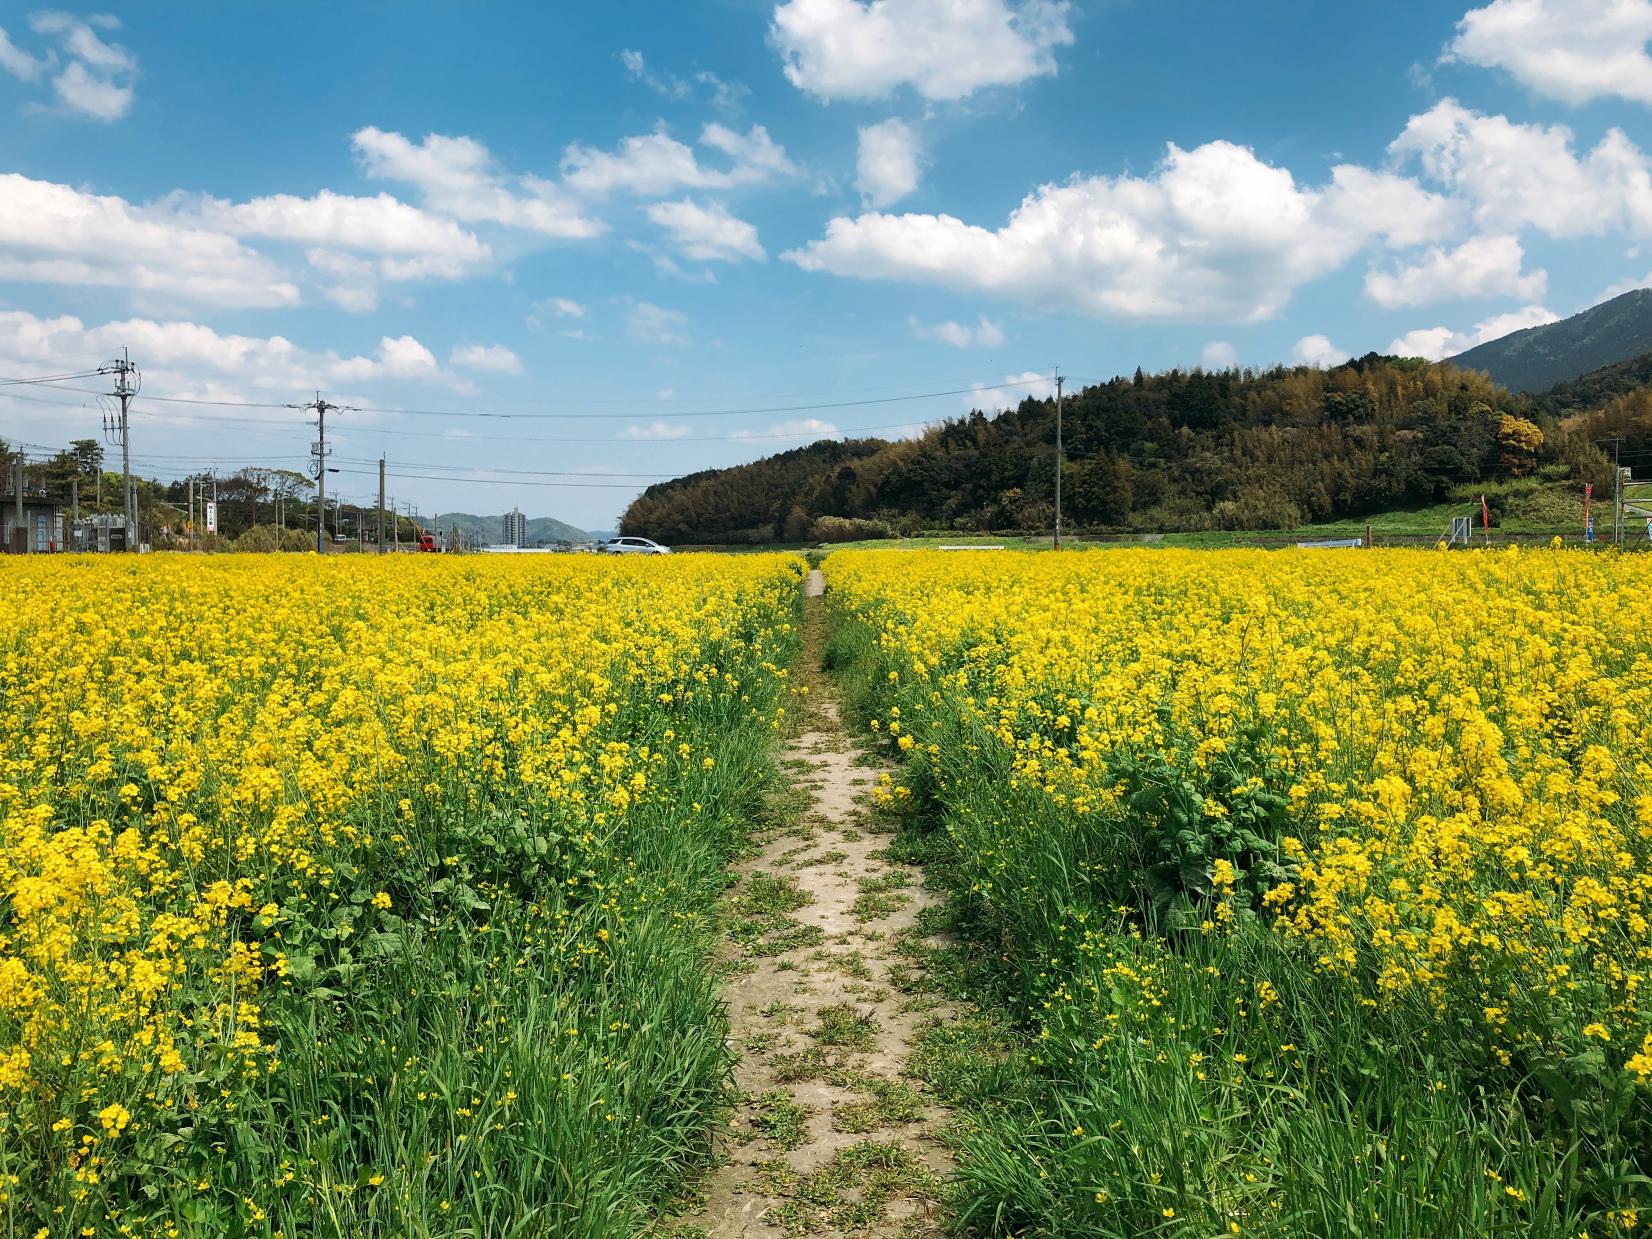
[433,511,591,544]
[1450,288,1652,393]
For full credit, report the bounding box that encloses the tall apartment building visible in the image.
[503,508,527,547]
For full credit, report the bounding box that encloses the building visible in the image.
[75,513,133,553]
[1,476,66,553]
[503,508,527,548]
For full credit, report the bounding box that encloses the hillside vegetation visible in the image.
[622,355,1627,543]
[1451,288,1652,393]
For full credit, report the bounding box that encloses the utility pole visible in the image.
[290,393,346,554]
[12,452,24,554]
[70,478,79,550]
[393,498,400,550]
[378,457,386,552]
[1614,439,1624,545]
[98,349,139,551]
[1053,370,1065,551]
[188,476,194,549]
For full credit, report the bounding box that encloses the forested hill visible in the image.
[1450,288,1652,393]
[620,355,1624,542]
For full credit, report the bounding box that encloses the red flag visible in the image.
[1584,483,1593,538]
[1481,494,1490,530]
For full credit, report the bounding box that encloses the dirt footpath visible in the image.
[665,568,954,1238]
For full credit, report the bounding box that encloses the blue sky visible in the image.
[1,0,1649,531]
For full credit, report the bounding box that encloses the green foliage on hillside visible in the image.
[621,355,1619,541]
[1540,348,1652,412]
[1451,288,1652,393]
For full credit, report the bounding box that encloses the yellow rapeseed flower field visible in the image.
[826,546,1652,1234]
[0,552,803,1237]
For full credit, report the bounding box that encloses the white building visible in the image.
[503,509,527,547]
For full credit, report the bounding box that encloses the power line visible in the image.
[8,396,938,444]
[334,467,643,489]
[3,368,1063,408]
[10,373,1060,420]
[0,368,105,387]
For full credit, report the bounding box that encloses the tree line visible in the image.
[1,438,426,549]
[620,355,1633,543]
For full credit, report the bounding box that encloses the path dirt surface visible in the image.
[665,569,954,1238]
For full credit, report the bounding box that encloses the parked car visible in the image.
[601,536,671,555]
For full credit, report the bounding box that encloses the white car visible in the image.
[602,536,672,555]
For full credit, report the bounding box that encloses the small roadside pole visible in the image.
[1363,522,1372,549]
[1053,369,1064,551]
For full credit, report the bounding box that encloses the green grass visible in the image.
[749,1090,812,1152]
[833,1078,927,1134]
[757,1142,940,1237]
[725,871,828,957]
[811,1004,881,1051]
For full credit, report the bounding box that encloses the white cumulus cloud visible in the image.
[1391,99,1652,237]
[857,119,923,207]
[1201,340,1239,368]
[644,199,766,261]
[787,141,1457,323]
[1364,234,1546,308]
[19,12,138,121]
[1387,304,1560,359]
[1291,335,1346,367]
[562,124,796,196]
[771,0,1074,101]
[450,343,524,374]
[1449,0,1652,106]
[0,173,299,308]
[909,315,1005,348]
[354,126,603,238]
[377,334,439,378]
[0,309,457,401]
